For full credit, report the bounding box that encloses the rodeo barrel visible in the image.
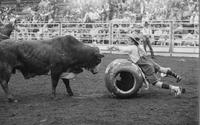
[105,59,144,98]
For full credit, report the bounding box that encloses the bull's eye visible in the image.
[95,59,101,65]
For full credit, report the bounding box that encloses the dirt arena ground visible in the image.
[0,54,199,125]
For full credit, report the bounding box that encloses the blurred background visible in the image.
[0,0,199,57]
[0,0,198,23]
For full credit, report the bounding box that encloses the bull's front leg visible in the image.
[0,80,17,102]
[62,79,73,96]
[51,75,59,98]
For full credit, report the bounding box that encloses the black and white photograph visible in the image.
[0,0,199,125]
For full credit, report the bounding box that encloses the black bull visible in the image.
[0,35,104,102]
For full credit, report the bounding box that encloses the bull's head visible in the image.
[89,53,104,74]
[86,47,104,74]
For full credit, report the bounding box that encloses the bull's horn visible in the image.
[98,53,104,58]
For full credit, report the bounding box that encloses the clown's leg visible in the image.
[159,67,182,82]
[153,81,185,96]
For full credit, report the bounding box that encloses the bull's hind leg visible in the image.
[0,64,17,102]
[0,80,17,102]
[62,79,73,96]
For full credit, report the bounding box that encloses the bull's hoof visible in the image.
[8,98,18,103]
[50,96,59,101]
[68,92,74,96]
[24,73,36,79]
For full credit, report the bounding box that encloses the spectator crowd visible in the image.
[0,0,198,47]
[0,0,199,24]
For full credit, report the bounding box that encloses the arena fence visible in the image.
[11,21,199,56]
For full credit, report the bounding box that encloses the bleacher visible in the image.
[1,0,199,57]
[0,0,40,7]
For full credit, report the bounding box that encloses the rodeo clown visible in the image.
[115,34,185,96]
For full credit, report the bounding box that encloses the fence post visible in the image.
[198,0,200,58]
[59,22,62,36]
[109,22,113,53]
[169,21,174,56]
[14,23,18,40]
[14,30,16,40]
